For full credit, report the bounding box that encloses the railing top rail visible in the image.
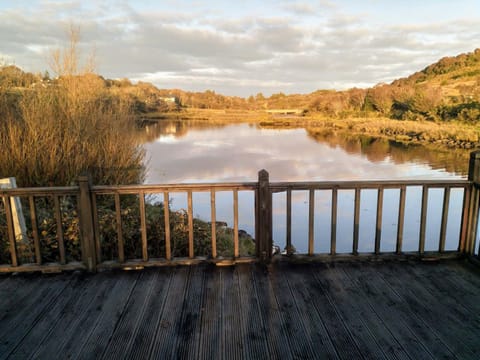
[0,186,79,197]
[270,179,469,191]
[91,182,258,194]
[0,180,470,197]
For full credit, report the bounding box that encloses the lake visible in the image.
[142,120,469,254]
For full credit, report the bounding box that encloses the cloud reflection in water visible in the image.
[145,123,463,184]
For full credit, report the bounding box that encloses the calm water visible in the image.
[142,120,469,254]
[143,121,467,183]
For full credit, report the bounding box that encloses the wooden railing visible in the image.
[89,182,257,271]
[2,151,480,273]
[269,178,471,259]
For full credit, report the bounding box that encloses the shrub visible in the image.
[0,79,144,186]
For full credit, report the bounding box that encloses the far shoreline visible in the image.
[140,108,480,151]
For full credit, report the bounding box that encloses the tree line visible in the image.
[2,48,479,124]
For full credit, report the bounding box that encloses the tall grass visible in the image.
[0,74,144,186]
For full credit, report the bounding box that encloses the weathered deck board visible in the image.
[198,265,222,360]
[344,263,455,359]
[251,264,296,359]
[313,267,388,359]
[298,264,365,359]
[379,262,479,359]
[0,260,479,360]
[281,266,339,359]
[174,264,206,359]
[76,271,139,359]
[24,274,110,359]
[149,266,189,359]
[410,262,480,315]
[101,270,162,360]
[127,268,173,360]
[0,274,74,358]
[270,268,316,359]
[236,262,269,358]
[318,264,410,360]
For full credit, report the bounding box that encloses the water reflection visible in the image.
[141,120,468,255]
[305,128,469,176]
[142,120,468,183]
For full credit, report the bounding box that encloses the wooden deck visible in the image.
[0,259,479,359]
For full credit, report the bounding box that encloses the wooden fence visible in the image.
[1,151,480,273]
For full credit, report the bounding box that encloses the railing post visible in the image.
[255,170,272,262]
[464,151,480,256]
[78,174,97,272]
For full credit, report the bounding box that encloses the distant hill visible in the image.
[392,48,480,100]
[299,48,480,121]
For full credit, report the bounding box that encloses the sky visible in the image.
[0,0,479,97]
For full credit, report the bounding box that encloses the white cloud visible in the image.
[0,0,479,96]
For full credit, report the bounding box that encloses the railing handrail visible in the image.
[270,179,469,192]
[91,182,258,194]
[1,179,469,198]
[0,186,78,196]
[0,179,470,197]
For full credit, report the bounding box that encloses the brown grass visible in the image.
[0,75,144,187]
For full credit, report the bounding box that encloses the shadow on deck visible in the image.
[0,259,479,359]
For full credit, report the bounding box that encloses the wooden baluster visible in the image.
[29,196,41,265]
[115,193,124,263]
[286,188,292,255]
[233,189,239,258]
[331,188,338,255]
[188,190,194,259]
[439,187,450,253]
[353,188,361,255]
[396,186,406,254]
[308,189,315,255]
[54,195,66,264]
[419,186,428,255]
[375,188,384,255]
[139,192,148,261]
[210,190,217,259]
[164,192,171,260]
[91,194,102,264]
[459,186,470,253]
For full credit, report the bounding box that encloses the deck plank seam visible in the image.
[329,265,409,360]
[338,264,417,360]
[311,266,388,360]
[72,272,139,360]
[375,263,466,359]
[341,263,444,360]
[99,271,142,360]
[297,266,362,359]
[0,275,78,359]
[144,269,175,359]
[283,266,340,359]
[405,263,480,317]
[29,274,113,359]
[271,267,318,359]
[123,270,163,359]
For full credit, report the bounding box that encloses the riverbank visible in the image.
[302,116,479,150]
[145,109,480,150]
